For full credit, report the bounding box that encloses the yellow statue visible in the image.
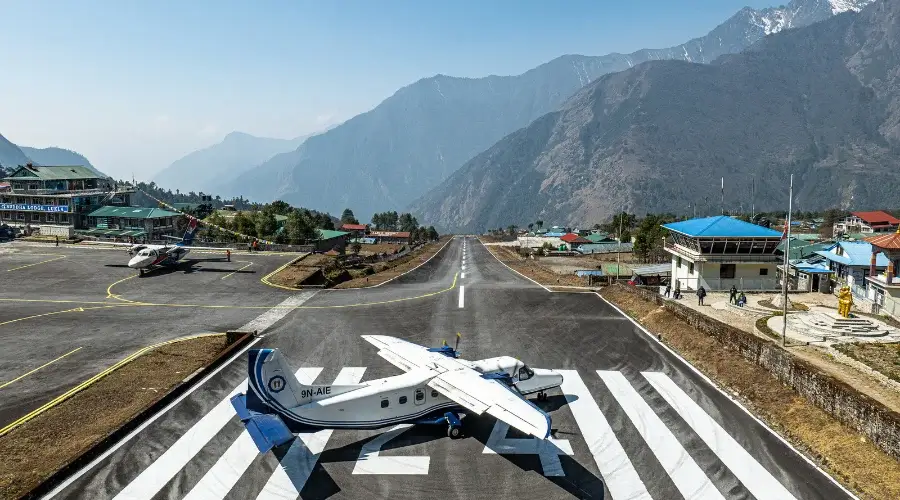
[838,285,853,318]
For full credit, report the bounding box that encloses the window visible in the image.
[688,262,694,274]
[415,389,425,402]
[46,214,55,223]
[431,389,439,398]
[380,399,389,408]
[720,264,736,279]
[760,268,769,276]
[17,213,25,220]
[31,213,40,221]
[60,215,68,223]
[399,396,407,404]
[518,366,534,381]
[677,256,682,268]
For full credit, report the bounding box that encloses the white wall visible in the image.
[38,225,73,237]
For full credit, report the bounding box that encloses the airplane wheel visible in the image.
[447,426,462,439]
[537,392,547,402]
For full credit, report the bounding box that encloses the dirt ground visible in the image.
[333,237,451,289]
[0,335,229,499]
[599,287,900,500]
[834,343,900,384]
[484,244,591,287]
[357,243,405,257]
[269,253,329,287]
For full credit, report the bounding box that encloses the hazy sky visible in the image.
[0,0,775,181]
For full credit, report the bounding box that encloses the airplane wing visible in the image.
[80,241,137,248]
[361,335,431,372]
[428,369,551,439]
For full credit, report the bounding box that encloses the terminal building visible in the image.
[663,215,783,291]
[0,164,134,237]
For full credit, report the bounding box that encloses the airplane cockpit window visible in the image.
[139,250,151,257]
[518,365,534,381]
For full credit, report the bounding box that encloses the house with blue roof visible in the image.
[662,215,784,291]
[815,241,889,298]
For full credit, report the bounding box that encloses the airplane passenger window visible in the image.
[415,389,425,402]
[519,366,534,381]
[381,399,389,408]
[399,396,407,404]
[431,389,439,398]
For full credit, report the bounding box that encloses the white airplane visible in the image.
[104,218,224,275]
[231,335,564,453]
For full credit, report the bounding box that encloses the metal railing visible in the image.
[671,277,781,292]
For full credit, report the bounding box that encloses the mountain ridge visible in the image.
[225,0,874,217]
[408,0,899,232]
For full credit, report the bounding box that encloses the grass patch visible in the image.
[0,335,230,499]
[600,286,900,500]
[834,342,900,384]
[482,243,591,288]
[755,316,781,339]
[757,299,809,311]
[332,237,452,289]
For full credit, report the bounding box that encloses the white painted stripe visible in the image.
[643,372,799,500]
[182,368,323,500]
[352,424,430,474]
[240,291,317,334]
[558,370,651,499]
[482,420,573,476]
[461,272,465,279]
[461,264,466,270]
[598,371,725,500]
[458,285,465,308]
[256,367,366,499]
[110,293,317,500]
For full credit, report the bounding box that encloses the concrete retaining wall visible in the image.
[616,284,900,461]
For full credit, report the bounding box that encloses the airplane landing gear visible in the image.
[138,268,144,277]
[536,391,548,402]
[444,411,463,439]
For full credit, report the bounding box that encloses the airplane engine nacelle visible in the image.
[470,356,520,376]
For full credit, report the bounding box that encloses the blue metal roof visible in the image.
[663,216,783,238]
[544,232,565,237]
[815,241,890,267]
[790,259,833,274]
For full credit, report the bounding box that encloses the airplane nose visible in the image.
[533,368,564,388]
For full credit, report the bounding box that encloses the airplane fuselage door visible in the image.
[414,387,426,406]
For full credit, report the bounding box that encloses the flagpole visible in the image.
[781,174,793,347]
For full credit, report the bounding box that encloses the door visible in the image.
[414,388,426,406]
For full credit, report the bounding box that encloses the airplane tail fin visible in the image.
[180,217,199,246]
[247,348,364,413]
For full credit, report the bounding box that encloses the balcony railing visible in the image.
[664,239,781,262]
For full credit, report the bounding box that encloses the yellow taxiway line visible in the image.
[259,254,308,290]
[0,347,83,390]
[0,304,139,328]
[6,254,66,272]
[221,260,252,280]
[0,333,223,437]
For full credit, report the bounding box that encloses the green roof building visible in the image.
[1,164,134,233]
[81,206,182,240]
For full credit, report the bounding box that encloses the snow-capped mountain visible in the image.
[746,0,875,36]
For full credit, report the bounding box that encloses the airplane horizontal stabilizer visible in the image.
[231,394,294,453]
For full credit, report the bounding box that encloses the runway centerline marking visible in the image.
[220,260,253,280]
[458,285,465,308]
[0,346,83,390]
[6,254,66,272]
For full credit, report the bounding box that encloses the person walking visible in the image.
[664,283,671,298]
[697,286,707,306]
[729,285,738,304]
[674,280,681,299]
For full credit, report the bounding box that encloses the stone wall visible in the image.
[615,284,900,461]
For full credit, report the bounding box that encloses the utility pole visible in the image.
[616,213,623,283]
[781,174,794,347]
[721,177,725,215]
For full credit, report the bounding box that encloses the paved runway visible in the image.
[29,237,856,499]
[0,242,298,427]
